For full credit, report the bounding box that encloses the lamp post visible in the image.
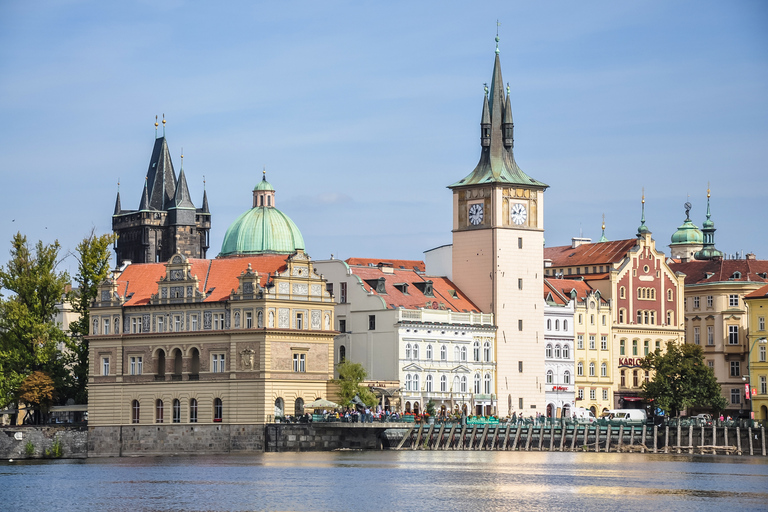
[745,337,768,421]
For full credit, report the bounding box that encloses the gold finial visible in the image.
[162,113,166,125]
[707,181,711,198]
[602,213,605,231]
[154,115,158,128]
[181,147,183,159]
[642,187,645,204]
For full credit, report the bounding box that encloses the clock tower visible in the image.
[449,38,548,416]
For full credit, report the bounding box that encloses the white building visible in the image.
[544,280,576,418]
[313,258,496,415]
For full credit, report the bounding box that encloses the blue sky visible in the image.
[1,1,766,277]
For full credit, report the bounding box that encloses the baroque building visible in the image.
[313,258,495,416]
[113,129,211,265]
[449,37,548,416]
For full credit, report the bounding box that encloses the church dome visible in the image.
[670,218,703,246]
[220,174,305,257]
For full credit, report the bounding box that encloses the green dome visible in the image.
[670,219,703,246]
[220,206,305,256]
[254,177,274,192]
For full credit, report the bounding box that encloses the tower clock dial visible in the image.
[510,203,527,225]
[468,203,484,226]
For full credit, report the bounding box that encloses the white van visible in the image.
[571,407,596,423]
[602,409,647,423]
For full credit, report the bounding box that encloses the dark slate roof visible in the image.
[171,168,196,209]
[144,137,177,211]
[200,189,210,213]
[113,191,122,215]
[449,52,547,190]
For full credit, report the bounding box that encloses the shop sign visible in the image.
[618,357,644,367]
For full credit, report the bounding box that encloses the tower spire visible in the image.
[637,188,650,236]
[114,180,122,215]
[694,183,723,260]
[599,214,608,243]
[495,20,501,54]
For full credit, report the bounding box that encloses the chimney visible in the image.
[571,237,592,248]
[746,253,756,260]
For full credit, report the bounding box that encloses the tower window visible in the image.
[518,238,523,249]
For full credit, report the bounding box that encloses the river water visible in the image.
[2,451,767,511]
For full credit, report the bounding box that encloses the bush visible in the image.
[25,441,34,456]
[45,438,63,458]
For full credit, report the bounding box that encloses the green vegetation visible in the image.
[641,341,727,417]
[25,441,34,456]
[334,361,378,407]
[45,438,63,458]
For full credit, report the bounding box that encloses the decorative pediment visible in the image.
[150,253,204,304]
[402,363,424,372]
[94,278,123,307]
[231,263,263,300]
[450,365,471,373]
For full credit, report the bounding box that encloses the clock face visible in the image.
[511,203,527,225]
[468,203,484,226]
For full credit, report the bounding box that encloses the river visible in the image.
[2,451,767,511]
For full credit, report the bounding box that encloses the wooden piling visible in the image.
[605,426,612,453]
[536,426,544,451]
[676,423,682,454]
[525,426,533,451]
[629,426,635,452]
[458,425,467,450]
[688,425,694,454]
[445,424,456,450]
[396,426,414,450]
[570,425,578,451]
[549,423,556,451]
[712,424,717,448]
[736,427,742,455]
[641,425,647,453]
[761,426,766,456]
[478,425,489,450]
[664,426,669,454]
[435,424,445,450]
[700,426,704,451]
[512,425,521,451]
[559,425,566,451]
[412,424,424,450]
[724,426,729,452]
[491,425,500,450]
[595,426,600,453]
[748,427,753,456]
[653,425,658,453]
[502,424,511,450]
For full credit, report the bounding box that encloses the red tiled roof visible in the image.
[349,266,480,312]
[544,239,638,267]
[669,258,768,285]
[745,283,768,299]
[117,255,290,307]
[543,278,604,304]
[345,257,425,272]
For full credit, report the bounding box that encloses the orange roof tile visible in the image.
[543,278,604,303]
[745,283,768,299]
[349,266,480,312]
[544,239,637,267]
[669,258,768,285]
[345,257,425,272]
[117,255,291,307]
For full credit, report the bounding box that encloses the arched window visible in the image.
[426,374,433,392]
[546,344,552,358]
[563,320,568,331]
[484,374,491,394]
[440,375,447,392]
[294,397,304,417]
[274,398,284,418]
[563,370,571,384]
[555,319,560,330]
[474,373,481,394]
[483,341,491,362]
[405,343,412,359]
[173,348,183,377]
[554,345,561,358]
[413,374,420,392]
[213,398,223,422]
[405,373,412,391]
[589,362,595,377]
[172,399,180,423]
[667,311,673,325]
[426,344,433,360]
[440,345,447,361]
[632,340,638,356]
[620,286,626,299]
[454,346,460,361]
[546,370,553,384]
[190,347,200,376]
[339,345,346,362]
[131,400,140,424]
[637,310,642,323]
[473,341,480,362]
[460,375,467,393]
[155,399,164,423]
[577,362,584,376]
[257,310,264,328]
[189,398,198,423]
[453,376,459,392]
[460,346,467,362]
[412,344,419,360]
[600,362,607,377]
[651,289,655,300]
[619,309,625,323]
[638,288,642,299]
[667,289,673,301]
[156,349,166,378]
[562,344,570,359]
[547,319,552,330]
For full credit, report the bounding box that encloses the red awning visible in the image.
[622,397,643,402]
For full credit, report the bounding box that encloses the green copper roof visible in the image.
[671,219,703,245]
[220,206,305,256]
[254,176,274,192]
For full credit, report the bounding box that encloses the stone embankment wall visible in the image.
[264,424,384,452]
[0,427,88,459]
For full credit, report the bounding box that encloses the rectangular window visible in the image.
[191,315,198,331]
[131,317,141,333]
[632,340,638,356]
[340,282,348,303]
[293,353,306,372]
[729,294,738,307]
[589,388,596,400]
[728,325,739,345]
[245,312,252,329]
[761,376,767,395]
[760,346,766,362]
[102,357,109,376]
[212,354,226,373]
[707,326,714,345]
[600,336,607,351]
[590,315,595,325]
[589,363,595,377]
[518,278,523,290]
[693,296,700,308]
[214,313,225,330]
[326,283,334,297]
[602,315,606,326]
[694,327,700,345]
[157,316,164,333]
[577,335,584,350]
[620,370,626,387]
[130,356,143,375]
[731,388,740,404]
[103,319,110,335]
[602,389,608,401]
[707,295,713,308]
[519,397,524,409]
[578,388,583,400]
[759,316,766,331]
[518,361,523,373]
[518,237,523,249]
[730,360,740,377]
[578,314,583,324]
[707,360,714,369]
[368,315,376,330]
[644,340,649,356]
[518,319,523,331]
[339,319,346,333]
[173,315,181,332]
[620,340,625,356]
[295,312,304,330]
[589,336,595,350]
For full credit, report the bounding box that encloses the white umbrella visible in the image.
[303,398,340,409]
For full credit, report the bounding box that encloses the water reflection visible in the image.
[2,452,767,511]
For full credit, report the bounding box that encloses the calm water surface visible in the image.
[1,451,767,511]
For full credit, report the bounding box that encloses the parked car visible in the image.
[693,414,713,426]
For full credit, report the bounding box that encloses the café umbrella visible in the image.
[303,398,340,410]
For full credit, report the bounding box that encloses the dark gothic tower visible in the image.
[112,120,211,265]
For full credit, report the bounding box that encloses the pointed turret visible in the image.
[144,136,177,211]
[113,191,122,215]
[637,191,650,236]
[168,153,196,226]
[599,214,608,243]
[139,178,150,211]
[449,36,547,189]
[201,189,209,213]
[694,187,723,260]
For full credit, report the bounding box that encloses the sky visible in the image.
[1,1,766,279]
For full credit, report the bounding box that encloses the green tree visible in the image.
[0,233,69,408]
[66,230,116,403]
[641,341,727,416]
[18,371,55,424]
[334,360,378,407]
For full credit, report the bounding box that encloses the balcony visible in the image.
[396,308,494,326]
[724,343,745,355]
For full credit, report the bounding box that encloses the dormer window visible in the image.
[394,283,409,294]
[732,271,742,279]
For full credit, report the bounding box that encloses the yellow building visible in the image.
[745,284,768,421]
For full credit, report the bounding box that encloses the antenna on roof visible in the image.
[162,113,166,137]
[203,175,206,190]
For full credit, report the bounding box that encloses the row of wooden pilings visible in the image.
[394,422,768,456]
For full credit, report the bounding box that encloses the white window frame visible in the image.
[130,356,143,375]
[102,357,110,376]
[212,353,226,373]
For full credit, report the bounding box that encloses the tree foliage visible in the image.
[0,233,69,408]
[334,361,378,407]
[641,341,728,416]
[19,371,55,409]
[67,230,116,403]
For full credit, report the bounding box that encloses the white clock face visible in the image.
[511,203,527,225]
[468,203,484,226]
